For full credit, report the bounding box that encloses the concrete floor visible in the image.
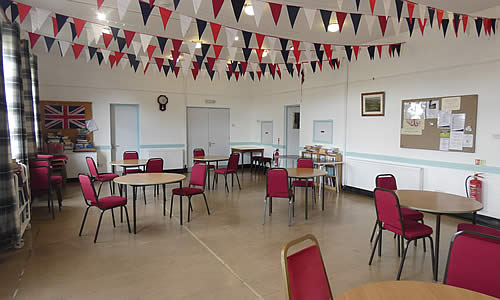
[0,170,463,299]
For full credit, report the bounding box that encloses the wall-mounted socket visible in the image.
[475,159,486,166]
[205,99,216,104]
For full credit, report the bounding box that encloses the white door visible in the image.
[110,104,139,161]
[187,107,230,167]
[286,105,300,156]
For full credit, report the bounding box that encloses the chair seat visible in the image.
[97,173,119,181]
[124,168,143,174]
[261,157,272,162]
[292,180,314,188]
[215,168,237,174]
[385,221,433,239]
[401,207,424,221]
[50,175,63,186]
[172,187,203,196]
[91,196,127,209]
[457,223,500,237]
[268,189,294,199]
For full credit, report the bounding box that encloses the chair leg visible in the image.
[292,194,295,217]
[49,190,55,219]
[109,181,113,195]
[94,211,105,243]
[378,225,383,257]
[370,220,378,242]
[56,187,62,211]
[170,193,174,218]
[428,236,436,280]
[369,228,381,265]
[263,197,267,225]
[79,206,90,236]
[224,175,229,192]
[187,196,192,222]
[202,193,210,215]
[421,219,427,252]
[288,197,292,226]
[235,172,241,190]
[111,208,116,227]
[269,197,272,216]
[143,186,146,205]
[397,235,401,257]
[179,196,183,225]
[396,239,411,280]
[123,206,131,233]
[212,174,216,189]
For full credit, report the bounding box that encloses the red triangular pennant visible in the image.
[256,33,265,49]
[144,63,150,74]
[369,0,376,15]
[336,12,347,33]
[192,68,199,80]
[376,45,382,58]
[28,32,40,49]
[159,7,172,30]
[207,57,216,70]
[97,0,104,9]
[174,66,180,77]
[256,49,264,63]
[109,55,116,69]
[213,45,223,59]
[210,22,222,43]
[147,45,156,60]
[171,50,180,62]
[257,71,262,80]
[378,16,388,36]
[418,18,427,35]
[268,2,282,25]
[293,49,301,62]
[115,52,125,64]
[407,2,415,22]
[73,18,86,38]
[269,63,276,76]
[155,57,164,71]
[323,44,332,59]
[240,62,247,74]
[171,39,183,52]
[462,15,468,33]
[124,30,136,47]
[72,43,84,59]
[436,9,444,29]
[277,66,281,79]
[484,18,492,36]
[328,60,334,69]
[234,71,240,81]
[353,46,360,60]
[103,33,113,48]
[318,61,323,71]
[17,3,32,24]
[295,63,301,74]
[212,0,224,18]
[52,17,59,37]
[227,63,233,74]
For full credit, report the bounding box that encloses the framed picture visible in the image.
[361,92,385,117]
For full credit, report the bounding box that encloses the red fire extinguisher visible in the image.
[274,148,280,167]
[467,173,483,203]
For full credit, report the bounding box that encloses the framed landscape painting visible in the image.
[361,92,385,117]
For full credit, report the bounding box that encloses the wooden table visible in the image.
[110,159,148,174]
[114,173,186,233]
[193,156,229,190]
[396,190,483,281]
[286,168,328,219]
[231,147,264,171]
[336,281,496,300]
[314,161,344,193]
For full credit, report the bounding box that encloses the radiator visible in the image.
[144,149,185,170]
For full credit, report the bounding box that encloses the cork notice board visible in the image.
[400,95,478,153]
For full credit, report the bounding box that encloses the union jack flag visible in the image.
[44,105,86,129]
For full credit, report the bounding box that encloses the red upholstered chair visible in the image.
[456,223,500,237]
[444,230,500,298]
[170,164,210,225]
[292,159,316,205]
[30,159,63,219]
[212,153,241,192]
[369,188,435,280]
[86,156,118,197]
[264,168,295,226]
[78,174,130,243]
[142,158,164,203]
[122,151,143,174]
[193,148,214,168]
[281,234,333,300]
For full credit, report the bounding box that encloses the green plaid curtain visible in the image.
[0,23,20,248]
[20,39,36,158]
[30,55,42,152]
[2,22,26,163]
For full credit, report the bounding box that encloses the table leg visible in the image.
[163,184,166,216]
[434,214,441,281]
[206,162,210,190]
[240,152,244,172]
[305,186,308,220]
[119,184,123,223]
[472,212,477,224]
[322,175,325,211]
[179,181,183,225]
[133,186,137,234]
[335,165,340,192]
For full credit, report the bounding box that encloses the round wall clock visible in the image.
[157,95,168,111]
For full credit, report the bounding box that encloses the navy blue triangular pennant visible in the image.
[406,18,415,36]
[350,13,362,35]
[44,36,56,52]
[319,10,332,32]
[260,63,267,75]
[139,0,154,25]
[453,13,461,35]
[395,0,403,22]
[344,46,353,62]
[169,58,176,69]
[281,50,289,63]
[310,61,317,73]
[132,60,140,72]
[127,53,137,66]
[249,71,254,81]
[206,64,215,80]
[475,18,483,37]
[231,0,245,22]
[286,5,300,28]
[55,13,68,32]
[196,55,204,69]
[70,23,77,41]
[242,48,252,62]
[201,43,210,59]
[110,27,120,40]
[10,3,17,21]
[442,18,449,38]
[173,0,180,9]
[280,38,288,51]
[0,0,11,12]
[335,59,340,69]
[392,44,401,56]
[226,71,232,80]
[428,7,435,28]
[163,65,170,77]
[242,31,252,48]
[231,61,238,72]
[117,37,127,52]
[97,52,104,65]
[355,0,361,10]
[286,63,294,76]
[157,36,168,54]
[196,19,207,39]
[238,62,245,74]
[367,46,375,60]
[492,19,496,35]
[88,47,97,60]
[314,43,322,60]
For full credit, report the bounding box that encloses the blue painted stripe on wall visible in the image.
[140,144,185,149]
[95,145,111,150]
[347,152,500,174]
[230,142,286,149]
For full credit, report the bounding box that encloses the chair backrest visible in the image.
[373,188,404,233]
[29,164,50,192]
[297,159,313,169]
[190,163,207,188]
[227,153,239,172]
[123,151,139,160]
[37,154,54,160]
[281,234,333,300]
[266,168,290,197]
[86,157,99,178]
[146,158,163,173]
[375,174,397,190]
[30,158,50,167]
[444,230,500,298]
[193,148,205,158]
[78,174,98,206]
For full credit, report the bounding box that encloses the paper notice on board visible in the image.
[404,102,426,120]
[426,100,440,119]
[440,138,450,151]
[449,131,464,150]
[401,119,425,135]
[451,113,466,131]
[441,97,461,111]
[438,110,452,127]
[463,134,474,148]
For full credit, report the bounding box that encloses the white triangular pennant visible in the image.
[266,36,277,50]
[101,49,111,63]
[227,47,237,60]
[117,0,132,21]
[225,27,238,47]
[365,15,376,35]
[132,41,142,56]
[392,17,401,35]
[187,42,196,56]
[337,0,344,9]
[192,0,202,14]
[303,8,316,30]
[447,12,454,22]
[120,59,128,70]
[85,48,91,62]
[34,8,51,31]
[303,42,313,60]
[216,60,225,74]
[253,0,266,27]
[140,55,149,67]
[383,0,391,16]
[418,4,426,19]
[140,34,153,52]
[181,58,191,75]
[269,50,277,64]
[179,15,192,37]
[92,23,103,44]
[58,40,70,57]
[251,63,258,72]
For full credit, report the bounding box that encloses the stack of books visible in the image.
[47,132,61,144]
[61,136,73,150]
[74,132,93,150]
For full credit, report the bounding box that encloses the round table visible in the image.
[396,190,483,281]
[110,159,148,174]
[336,281,496,300]
[193,156,229,190]
[114,173,186,233]
[286,168,328,219]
